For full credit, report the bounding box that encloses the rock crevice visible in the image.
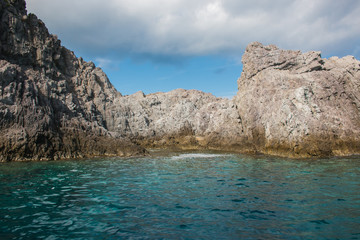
[236,42,360,157]
[1,1,359,161]
[0,0,144,161]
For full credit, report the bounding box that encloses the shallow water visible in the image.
[0,152,359,239]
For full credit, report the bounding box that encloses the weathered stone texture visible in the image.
[0,0,143,161]
[1,1,359,161]
[235,42,360,157]
[105,89,245,151]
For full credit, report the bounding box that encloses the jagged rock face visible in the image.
[1,1,359,161]
[105,89,245,150]
[235,42,360,157]
[0,0,143,161]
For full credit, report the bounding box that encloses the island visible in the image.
[1,0,359,161]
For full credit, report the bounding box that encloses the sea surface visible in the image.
[0,151,359,239]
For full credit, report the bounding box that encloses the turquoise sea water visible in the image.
[0,152,359,239]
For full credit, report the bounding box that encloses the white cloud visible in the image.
[26,0,360,60]
[94,58,112,69]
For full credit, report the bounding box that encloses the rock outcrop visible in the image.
[235,42,360,157]
[105,89,246,151]
[1,0,359,161]
[102,43,360,158]
[0,0,145,161]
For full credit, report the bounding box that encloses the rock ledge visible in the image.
[1,1,359,161]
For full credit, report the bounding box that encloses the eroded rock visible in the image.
[1,0,359,161]
[0,0,144,161]
[235,42,360,157]
[105,89,246,151]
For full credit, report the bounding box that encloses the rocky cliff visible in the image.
[235,42,360,157]
[105,89,246,151]
[0,0,144,161]
[101,42,360,158]
[1,0,359,161]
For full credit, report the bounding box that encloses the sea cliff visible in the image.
[235,42,360,157]
[1,0,359,161]
[0,0,145,161]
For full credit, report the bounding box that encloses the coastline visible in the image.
[1,0,359,161]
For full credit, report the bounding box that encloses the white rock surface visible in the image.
[1,1,359,160]
[235,42,360,157]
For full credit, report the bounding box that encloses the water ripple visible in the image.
[0,153,359,239]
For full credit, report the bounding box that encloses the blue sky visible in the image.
[94,55,240,97]
[26,0,360,98]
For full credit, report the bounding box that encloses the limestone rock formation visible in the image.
[0,0,144,161]
[1,0,359,161]
[102,42,360,158]
[105,89,245,151]
[235,42,360,157]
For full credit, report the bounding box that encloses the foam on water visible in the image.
[170,153,231,160]
[0,153,359,239]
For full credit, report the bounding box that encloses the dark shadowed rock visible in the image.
[0,0,144,161]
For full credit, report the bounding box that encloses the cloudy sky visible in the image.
[26,0,360,97]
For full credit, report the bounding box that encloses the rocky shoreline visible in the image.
[1,0,359,161]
